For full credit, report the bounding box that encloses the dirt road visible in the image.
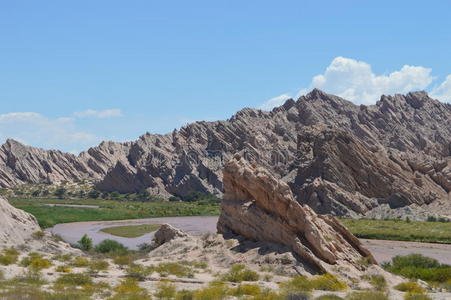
[49,216,451,264]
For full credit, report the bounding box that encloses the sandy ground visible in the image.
[49,216,451,264]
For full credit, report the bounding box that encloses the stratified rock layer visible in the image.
[0,90,449,216]
[0,197,40,247]
[217,154,375,272]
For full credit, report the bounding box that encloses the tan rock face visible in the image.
[153,223,190,247]
[0,197,40,247]
[217,155,375,272]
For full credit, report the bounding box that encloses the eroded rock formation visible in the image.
[0,197,40,247]
[153,223,190,246]
[217,154,375,272]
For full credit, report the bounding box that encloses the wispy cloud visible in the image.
[0,112,101,153]
[259,56,449,110]
[74,109,123,119]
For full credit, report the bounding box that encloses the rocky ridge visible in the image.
[217,154,375,273]
[0,89,449,217]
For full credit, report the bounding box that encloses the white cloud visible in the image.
[259,94,291,110]
[74,109,122,119]
[431,75,451,102]
[309,57,434,105]
[259,57,451,109]
[0,112,101,153]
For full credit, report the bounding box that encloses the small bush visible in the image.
[280,275,313,293]
[364,275,387,290]
[113,255,135,266]
[150,262,194,278]
[113,278,150,298]
[310,274,348,291]
[56,265,72,273]
[154,281,177,299]
[229,283,262,296]
[56,273,93,286]
[78,234,93,251]
[53,254,73,262]
[127,264,152,279]
[89,259,109,272]
[193,281,229,300]
[316,295,344,300]
[394,282,426,293]
[95,239,128,254]
[72,256,90,267]
[222,264,259,282]
[0,248,19,266]
[11,270,47,285]
[383,254,451,283]
[28,257,52,271]
[404,293,432,300]
[345,290,388,300]
[176,289,195,300]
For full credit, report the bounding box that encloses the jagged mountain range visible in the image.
[0,89,449,217]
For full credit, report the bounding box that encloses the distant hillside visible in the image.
[1,89,449,218]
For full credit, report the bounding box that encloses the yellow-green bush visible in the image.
[221,264,259,282]
[345,290,388,300]
[150,262,194,278]
[316,295,344,300]
[404,293,432,300]
[310,274,348,291]
[113,254,135,266]
[127,263,152,278]
[229,283,262,296]
[113,278,150,299]
[56,265,72,273]
[154,281,177,299]
[0,248,19,266]
[280,275,313,293]
[28,257,52,271]
[89,259,109,272]
[56,273,93,286]
[394,282,426,294]
[72,256,90,267]
[193,281,229,300]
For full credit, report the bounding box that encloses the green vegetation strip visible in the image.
[9,197,220,228]
[100,224,161,238]
[340,218,451,244]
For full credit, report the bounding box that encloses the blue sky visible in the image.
[0,1,450,152]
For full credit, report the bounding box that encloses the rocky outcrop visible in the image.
[292,126,450,217]
[217,155,375,272]
[153,223,190,246]
[0,197,40,247]
[0,89,449,217]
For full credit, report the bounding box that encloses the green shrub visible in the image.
[56,273,93,286]
[363,275,386,290]
[404,293,432,300]
[72,256,90,267]
[394,282,426,294]
[176,289,195,300]
[150,262,194,278]
[193,281,229,300]
[89,259,109,272]
[0,248,19,266]
[113,255,135,266]
[221,264,259,282]
[383,254,451,283]
[127,264,152,279]
[11,270,47,285]
[28,257,52,271]
[95,239,128,254]
[229,283,262,296]
[310,274,348,291]
[56,265,72,273]
[113,278,150,299]
[77,234,93,251]
[154,281,177,299]
[345,290,388,300]
[316,295,344,300]
[280,275,313,293]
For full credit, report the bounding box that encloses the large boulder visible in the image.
[153,223,190,247]
[217,154,375,273]
[0,197,40,247]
